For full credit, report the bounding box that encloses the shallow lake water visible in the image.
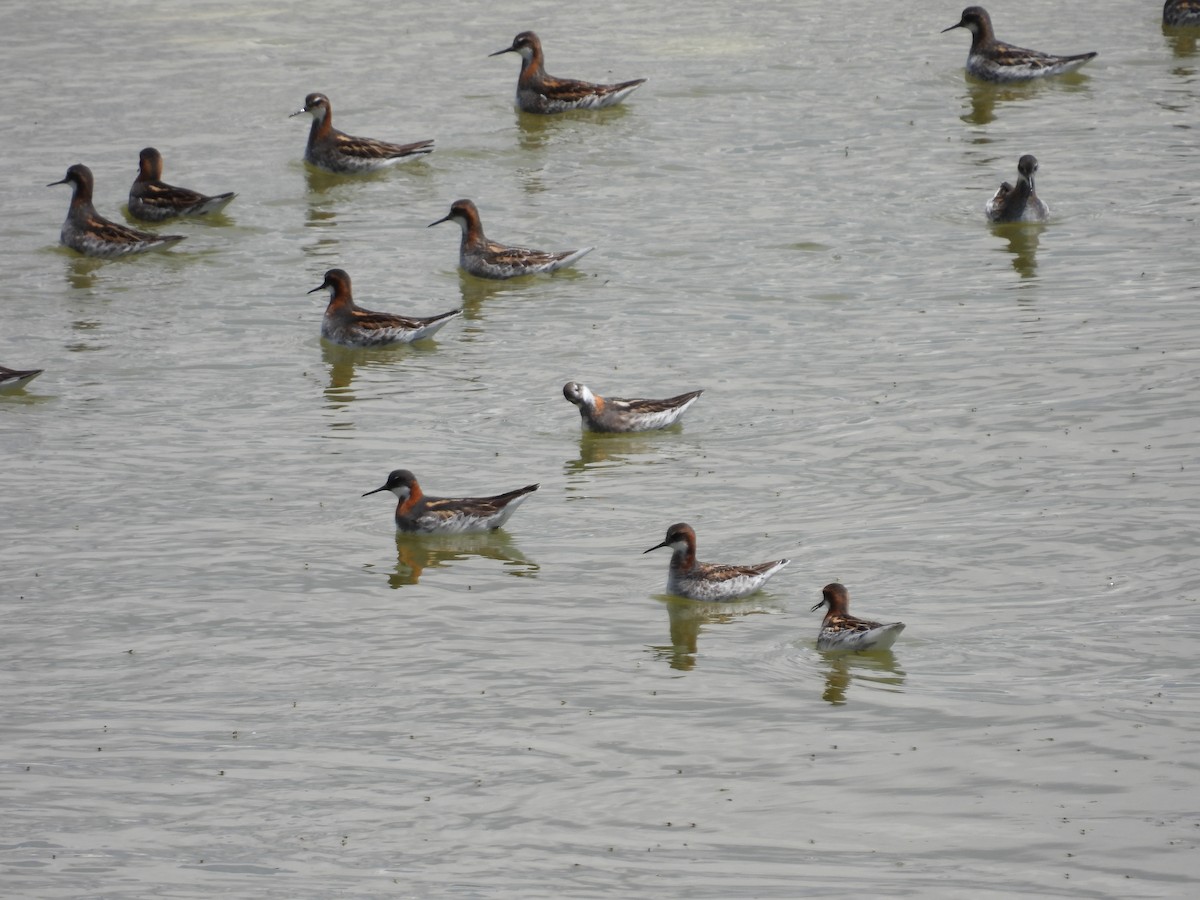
[3,1,1199,897]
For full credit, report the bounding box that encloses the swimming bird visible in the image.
[812,583,905,651]
[1164,0,1200,26]
[363,469,539,534]
[644,523,789,602]
[0,365,43,391]
[128,148,236,221]
[290,93,433,174]
[563,382,703,433]
[985,154,1049,223]
[48,164,185,257]
[428,199,593,279]
[943,7,1097,81]
[489,31,646,114]
[309,268,462,347]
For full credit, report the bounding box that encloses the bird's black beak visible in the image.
[362,485,387,497]
[428,214,451,228]
[47,176,68,187]
[811,600,826,612]
[488,44,516,57]
[307,283,328,295]
[941,21,964,33]
[643,541,669,555]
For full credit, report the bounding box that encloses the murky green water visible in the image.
[3,2,1198,897]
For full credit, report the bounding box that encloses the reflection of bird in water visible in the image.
[819,650,904,706]
[319,335,454,411]
[321,341,358,398]
[993,220,1043,280]
[449,268,522,320]
[960,80,1047,127]
[564,430,671,475]
[387,531,537,587]
[651,597,776,672]
[318,341,409,408]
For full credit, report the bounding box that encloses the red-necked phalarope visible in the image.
[290,93,434,174]
[644,523,789,602]
[563,382,703,433]
[985,154,1049,223]
[0,365,43,391]
[363,469,539,534]
[943,7,1097,81]
[128,148,236,222]
[812,583,905,651]
[489,31,646,114]
[309,268,461,347]
[1164,0,1200,26]
[49,164,185,257]
[428,199,593,279]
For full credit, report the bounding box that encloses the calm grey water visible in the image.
[2,1,1198,897]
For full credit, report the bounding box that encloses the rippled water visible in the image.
[3,2,1199,897]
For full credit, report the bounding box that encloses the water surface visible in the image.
[3,2,1199,897]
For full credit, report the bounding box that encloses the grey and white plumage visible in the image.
[363,469,538,534]
[489,31,646,114]
[943,6,1097,82]
[0,365,43,391]
[428,199,593,279]
[985,154,1049,223]
[563,382,702,433]
[812,583,905,652]
[291,93,433,174]
[309,268,461,347]
[644,523,789,602]
[128,147,235,221]
[49,164,185,257]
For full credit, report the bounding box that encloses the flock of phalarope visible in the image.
[30,9,1192,649]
